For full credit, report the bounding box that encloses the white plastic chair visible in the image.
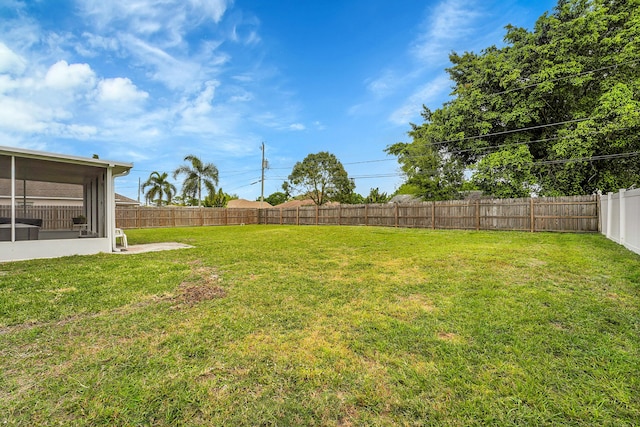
[114,228,128,249]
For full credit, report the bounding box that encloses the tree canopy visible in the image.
[173,155,219,207]
[141,171,176,207]
[264,191,288,206]
[365,187,391,204]
[204,188,237,207]
[287,152,355,205]
[387,0,639,198]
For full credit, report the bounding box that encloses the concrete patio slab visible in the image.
[113,242,194,254]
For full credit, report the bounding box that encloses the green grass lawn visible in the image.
[1,226,639,426]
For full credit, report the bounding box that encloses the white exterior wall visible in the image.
[601,188,640,256]
[1,238,112,262]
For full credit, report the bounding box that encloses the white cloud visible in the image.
[45,60,96,91]
[97,77,148,103]
[0,53,151,141]
[0,0,281,161]
[192,0,230,24]
[232,74,254,83]
[354,0,483,126]
[0,96,50,133]
[77,32,121,57]
[0,42,26,75]
[79,0,231,41]
[173,80,254,145]
[58,123,98,139]
[180,80,218,119]
[367,77,392,97]
[229,88,253,102]
[288,123,305,131]
[389,74,451,125]
[245,31,261,46]
[411,0,481,62]
[118,34,226,92]
[73,0,234,93]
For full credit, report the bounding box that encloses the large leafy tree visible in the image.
[141,171,177,206]
[390,0,640,197]
[204,188,236,207]
[287,152,355,205]
[386,109,467,200]
[264,191,288,206]
[173,155,219,207]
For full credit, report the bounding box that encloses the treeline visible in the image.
[386,0,639,199]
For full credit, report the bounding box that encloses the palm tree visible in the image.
[173,155,219,207]
[141,171,177,206]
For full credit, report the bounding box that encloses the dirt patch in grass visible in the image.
[170,261,226,307]
[176,282,226,305]
[437,332,464,344]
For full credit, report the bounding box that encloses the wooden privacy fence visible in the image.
[113,195,598,233]
[115,206,258,229]
[0,205,83,230]
[259,195,599,232]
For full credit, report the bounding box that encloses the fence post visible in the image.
[530,198,535,232]
[296,206,300,226]
[596,194,601,233]
[365,204,368,226]
[316,205,319,225]
[620,189,626,246]
[606,192,613,239]
[432,202,435,229]
[395,204,399,227]
[338,204,341,226]
[475,200,480,231]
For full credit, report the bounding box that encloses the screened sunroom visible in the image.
[0,146,132,261]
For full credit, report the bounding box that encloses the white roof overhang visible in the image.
[0,146,133,184]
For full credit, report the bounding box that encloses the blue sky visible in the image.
[0,0,557,202]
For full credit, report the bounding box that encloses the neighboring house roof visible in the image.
[0,180,81,199]
[227,199,272,208]
[114,193,140,205]
[273,199,316,208]
[0,179,139,205]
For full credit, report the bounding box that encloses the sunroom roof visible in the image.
[0,146,133,184]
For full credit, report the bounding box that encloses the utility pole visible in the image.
[260,142,266,207]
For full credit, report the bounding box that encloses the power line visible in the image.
[398,125,634,161]
[268,124,633,174]
[489,58,640,96]
[130,168,260,177]
[262,119,595,173]
[226,177,262,192]
[351,173,404,179]
[534,151,640,166]
[149,149,638,196]
[428,117,592,147]
[267,117,598,172]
